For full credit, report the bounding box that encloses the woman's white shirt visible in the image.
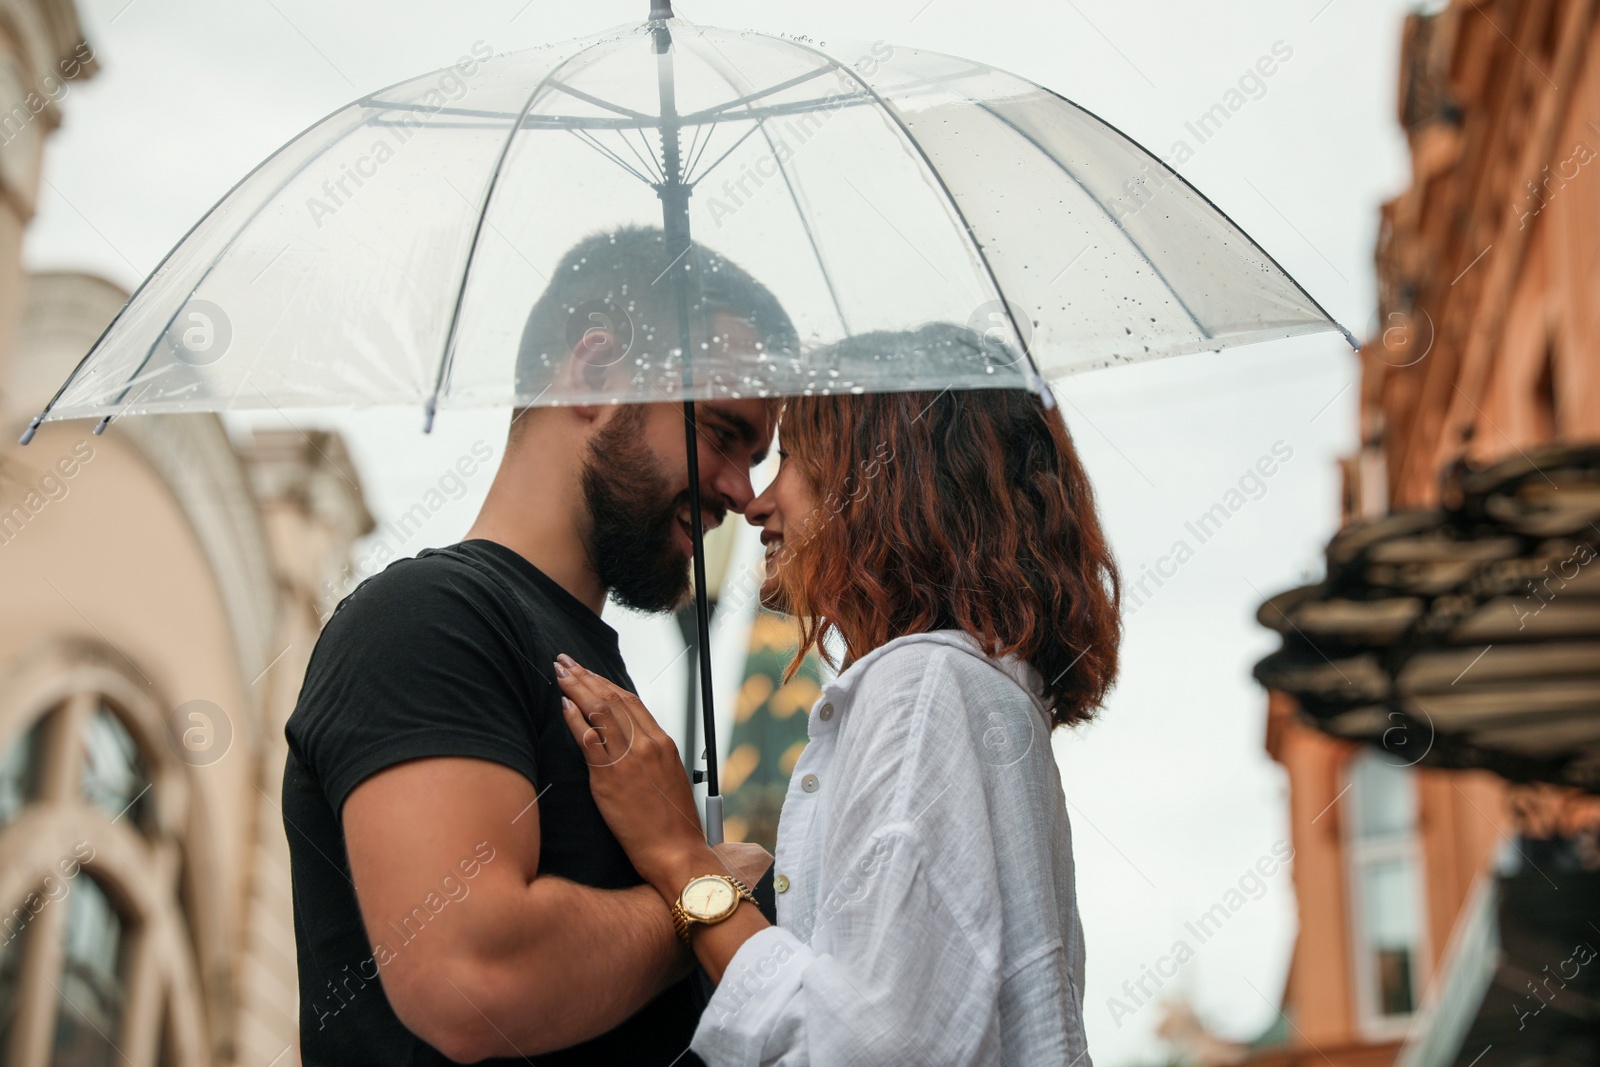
[691,630,1092,1067]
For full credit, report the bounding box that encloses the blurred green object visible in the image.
[720,610,823,851]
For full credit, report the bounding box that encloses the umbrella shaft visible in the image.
[682,403,719,795]
[655,24,724,840]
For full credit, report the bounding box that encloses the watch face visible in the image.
[682,876,737,921]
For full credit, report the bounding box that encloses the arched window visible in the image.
[0,716,47,827]
[81,703,154,831]
[0,664,209,1067]
[38,875,128,1066]
[1344,749,1427,1034]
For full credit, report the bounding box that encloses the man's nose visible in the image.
[708,455,756,515]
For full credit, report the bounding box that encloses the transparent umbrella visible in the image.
[22,2,1355,838]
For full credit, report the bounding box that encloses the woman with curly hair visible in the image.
[555,323,1121,1066]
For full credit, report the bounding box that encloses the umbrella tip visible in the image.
[703,794,724,844]
[93,415,111,436]
[18,415,42,446]
[649,0,673,19]
[1337,322,1362,351]
[423,398,437,435]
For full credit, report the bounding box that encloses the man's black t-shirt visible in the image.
[283,539,705,1066]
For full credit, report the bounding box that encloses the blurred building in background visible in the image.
[1237,3,1600,1067]
[0,4,371,1065]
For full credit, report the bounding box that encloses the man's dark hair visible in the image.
[513,226,798,408]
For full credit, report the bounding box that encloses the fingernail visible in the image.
[556,653,578,671]
[562,696,576,713]
[554,660,570,679]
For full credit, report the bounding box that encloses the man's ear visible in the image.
[552,332,617,398]
[574,328,618,381]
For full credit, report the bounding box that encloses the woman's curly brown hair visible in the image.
[774,328,1122,728]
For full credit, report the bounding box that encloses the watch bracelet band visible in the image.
[671,875,756,944]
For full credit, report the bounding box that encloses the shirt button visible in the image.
[774,874,790,893]
[801,774,820,793]
[819,702,835,721]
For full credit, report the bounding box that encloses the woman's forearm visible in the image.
[648,845,772,985]
[688,902,771,984]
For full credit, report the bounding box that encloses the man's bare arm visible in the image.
[342,757,687,1061]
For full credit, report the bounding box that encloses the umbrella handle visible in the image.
[704,794,724,844]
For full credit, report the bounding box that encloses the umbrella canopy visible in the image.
[23,4,1355,840]
[24,10,1349,433]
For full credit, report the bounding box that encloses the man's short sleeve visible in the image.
[287,554,544,817]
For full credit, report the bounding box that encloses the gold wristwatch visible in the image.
[670,873,756,944]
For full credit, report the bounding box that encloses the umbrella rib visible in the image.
[438,176,550,282]
[692,42,851,336]
[568,126,658,186]
[426,46,602,428]
[622,124,669,184]
[20,98,382,437]
[545,77,659,122]
[680,115,714,181]
[369,116,516,133]
[523,113,662,131]
[970,99,1209,340]
[499,77,858,137]
[685,117,727,183]
[1028,85,1353,347]
[93,112,379,432]
[683,119,764,187]
[27,49,498,436]
[360,99,527,121]
[674,65,834,125]
[768,34,1049,390]
[510,93,883,133]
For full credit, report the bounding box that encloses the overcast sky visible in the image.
[25,0,1421,1062]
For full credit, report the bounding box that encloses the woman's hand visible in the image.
[555,653,718,898]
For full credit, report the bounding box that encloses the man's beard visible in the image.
[582,408,720,614]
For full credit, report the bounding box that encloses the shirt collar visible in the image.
[820,629,1049,715]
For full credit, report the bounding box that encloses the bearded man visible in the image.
[283,227,790,1066]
